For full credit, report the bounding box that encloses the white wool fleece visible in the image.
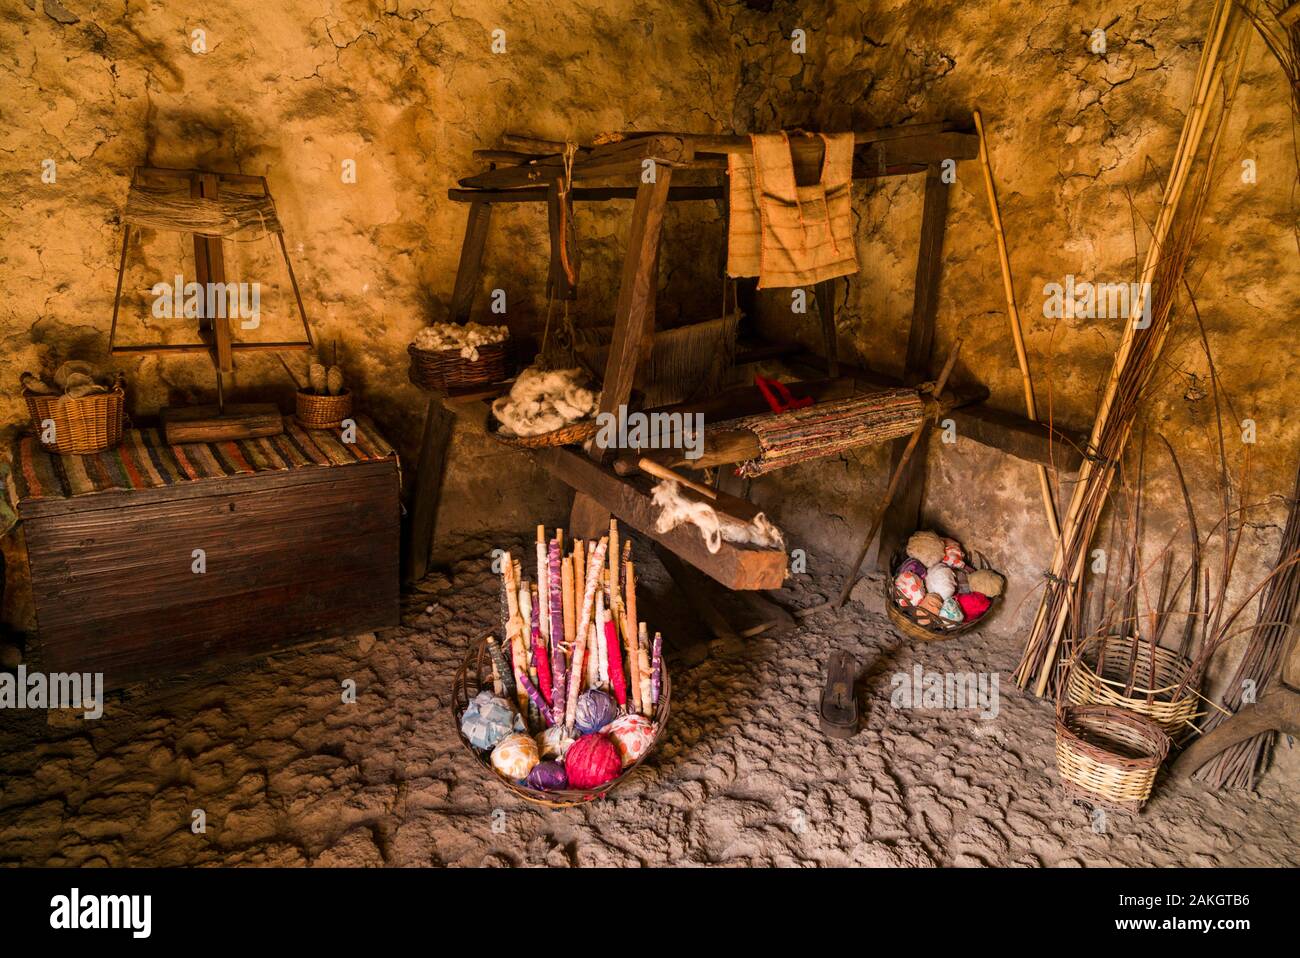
[492,367,598,437]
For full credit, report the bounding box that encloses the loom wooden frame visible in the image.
[405,120,1072,592]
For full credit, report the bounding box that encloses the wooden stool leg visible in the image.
[403,399,455,584]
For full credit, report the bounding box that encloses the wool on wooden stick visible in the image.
[605,616,627,708]
[651,631,663,707]
[638,622,653,716]
[548,538,567,711]
[624,557,643,714]
[530,582,553,705]
[595,588,610,689]
[565,536,609,730]
[536,525,551,644]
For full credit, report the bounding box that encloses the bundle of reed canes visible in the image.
[1195,462,1300,788]
[1016,0,1252,696]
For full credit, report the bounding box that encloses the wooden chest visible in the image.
[11,423,401,688]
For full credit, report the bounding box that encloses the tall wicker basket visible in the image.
[1055,704,1171,812]
[24,378,126,455]
[1064,634,1201,740]
[452,636,670,808]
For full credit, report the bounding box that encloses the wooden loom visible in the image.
[109,167,315,443]
[405,120,1086,602]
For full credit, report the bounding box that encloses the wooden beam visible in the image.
[449,201,493,323]
[458,135,690,190]
[853,132,979,179]
[571,170,673,537]
[448,185,725,204]
[876,163,950,571]
[535,444,787,590]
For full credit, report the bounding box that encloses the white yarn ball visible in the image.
[926,562,957,601]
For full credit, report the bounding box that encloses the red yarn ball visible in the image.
[564,733,622,789]
[956,591,992,620]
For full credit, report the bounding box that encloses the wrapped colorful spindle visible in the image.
[548,538,567,712]
[651,631,663,707]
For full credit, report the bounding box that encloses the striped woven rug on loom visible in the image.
[716,388,924,478]
[9,416,396,504]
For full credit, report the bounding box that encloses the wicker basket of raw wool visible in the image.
[884,549,1001,642]
[1064,634,1201,740]
[1055,704,1171,812]
[25,377,126,455]
[295,388,352,430]
[485,413,600,449]
[452,636,671,809]
[408,337,511,392]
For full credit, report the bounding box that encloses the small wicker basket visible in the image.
[453,636,670,808]
[485,413,600,449]
[884,549,1001,641]
[408,337,511,392]
[1055,704,1170,812]
[295,389,353,430]
[1064,634,1201,740]
[25,378,126,455]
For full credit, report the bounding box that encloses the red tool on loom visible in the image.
[754,374,813,413]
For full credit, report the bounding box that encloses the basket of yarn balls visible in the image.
[408,322,512,391]
[452,636,671,808]
[885,530,1004,641]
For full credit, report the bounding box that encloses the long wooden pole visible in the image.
[836,340,963,606]
[972,109,1060,541]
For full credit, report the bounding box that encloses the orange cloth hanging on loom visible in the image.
[726,132,858,288]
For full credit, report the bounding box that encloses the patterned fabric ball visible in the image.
[938,596,965,623]
[918,592,944,617]
[575,689,617,735]
[957,591,992,620]
[460,689,522,750]
[605,713,656,767]
[905,530,945,568]
[926,563,958,601]
[535,723,576,760]
[941,538,966,569]
[897,557,928,579]
[895,570,926,606]
[968,569,1005,597]
[564,733,622,789]
[525,760,568,791]
[490,732,539,781]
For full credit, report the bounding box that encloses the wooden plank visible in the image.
[535,444,786,591]
[18,458,397,520]
[449,201,493,322]
[876,163,950,571]
[448,185,725,204]
[570,170,674,537]
[160,403,283,443]
[403,398,456,584]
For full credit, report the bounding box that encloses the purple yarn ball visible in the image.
[575,689,617,735]
[525,760,569,791]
